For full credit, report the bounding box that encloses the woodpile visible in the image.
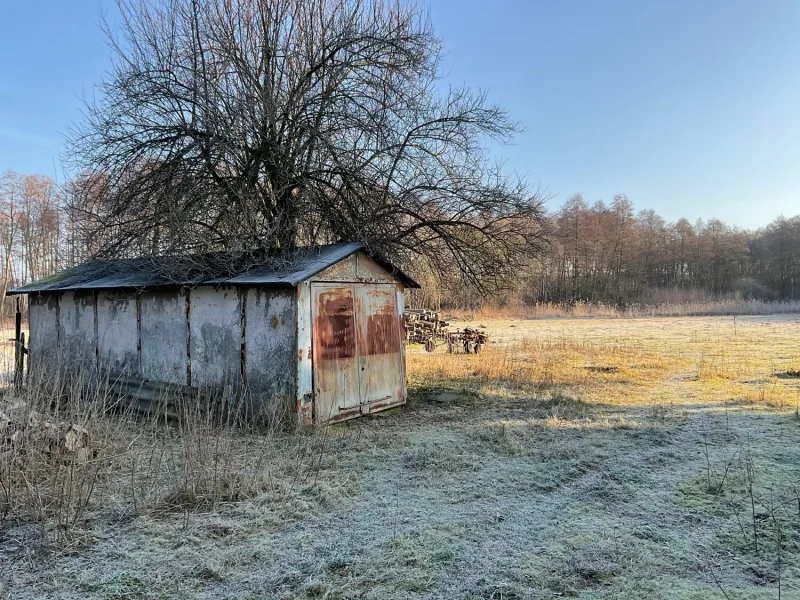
[404,309,449,351]
[0,402,94,465]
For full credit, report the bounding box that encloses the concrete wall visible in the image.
[28,293,59,374]
[29,291,139,378]
[189,286,242,388]
[244,287,297,418]
[97,292,138,375]
[140,290,187,385]
[58,291,96,367]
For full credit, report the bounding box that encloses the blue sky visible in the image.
[1,1,798,228]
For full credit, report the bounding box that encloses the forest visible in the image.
[529,194,800,305]
[1,169,799,315]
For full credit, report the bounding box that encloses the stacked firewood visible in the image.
[404,309,449,346]
[0,401,94,465]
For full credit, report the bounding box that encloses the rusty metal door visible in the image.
[311,284,361,421]
[354,284,403,413]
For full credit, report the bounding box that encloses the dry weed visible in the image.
[0,366,333,548]
[447,299,800,320]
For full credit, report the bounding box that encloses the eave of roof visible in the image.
[7,242,420,295]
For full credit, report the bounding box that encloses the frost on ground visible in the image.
[4,316,800,599]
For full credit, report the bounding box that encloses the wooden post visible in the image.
[17,332,25,387]
[13,298,22,388]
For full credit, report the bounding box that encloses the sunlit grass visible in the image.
[445,299,800,320]
[408,315,800,410]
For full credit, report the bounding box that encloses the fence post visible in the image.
[14,297,22,388]
[13,298,23,388]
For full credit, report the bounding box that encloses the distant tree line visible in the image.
[0,171,66,317]
[522,194,800,307]
[417,194,800,309]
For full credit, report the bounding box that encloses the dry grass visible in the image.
[5,314,800,598]
[0,369,346,553]
[447,298,800,320]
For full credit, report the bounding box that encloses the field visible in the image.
[4,315,800,599]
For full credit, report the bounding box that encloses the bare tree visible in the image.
[0,171,21,316]
[65,0,546,292]
[18,174,62,283]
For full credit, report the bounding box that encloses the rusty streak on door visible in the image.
[355,284,403,413]
[312,284,360,422]
[312,282,404,423]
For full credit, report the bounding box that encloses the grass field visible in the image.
[4,315,800,599]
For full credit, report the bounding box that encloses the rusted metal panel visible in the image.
[140,290,188,385]
[96,291,139,375]
[311,284,361,421]
[310,282,405,424]
[355,284,404,412]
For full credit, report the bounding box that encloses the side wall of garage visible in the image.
[243,287,297,420]
[189,286,242,388]
[97,291,138,375]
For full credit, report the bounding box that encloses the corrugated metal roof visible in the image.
[8,242,419,295]
[205,242,364,286]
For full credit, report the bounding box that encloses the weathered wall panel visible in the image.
[296,282,313,424]
[311,283,361,421]
[244,287,296,418]
[28,293,59,375]
[355,284,404,412]
[140,290,187,385]
[189,286,242,388]
[356,253,398,282]
[96,291,139,375]
[312,252,396,284]
[396,286,407,402]
[58,291,96,367]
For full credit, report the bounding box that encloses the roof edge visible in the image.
[369,253,420,289]
[7,242,421,294]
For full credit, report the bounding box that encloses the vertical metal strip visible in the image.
[136,294,142,375]
[93,290,99,369]
[239,287,247,388]
[396,284,407,403]
[55,292,61,349]
[295,285,303,421]
[352,283,363,410]
[185,289,192,387]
